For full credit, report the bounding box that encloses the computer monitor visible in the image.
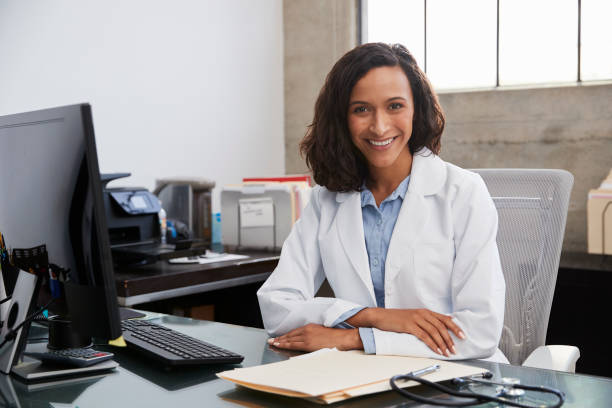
[0,103,122,343]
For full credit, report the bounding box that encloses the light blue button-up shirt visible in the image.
[331,175,411,353]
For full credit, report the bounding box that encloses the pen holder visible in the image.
[47,316,92,349]
[12,246,49,292]
[11,245,68,316]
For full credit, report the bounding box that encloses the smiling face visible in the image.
[347,65,414,175]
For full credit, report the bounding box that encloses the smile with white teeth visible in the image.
[368,136,397,146]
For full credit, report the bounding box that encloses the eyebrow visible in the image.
[348,97,407,106]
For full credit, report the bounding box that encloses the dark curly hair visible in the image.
[300,43,445,192]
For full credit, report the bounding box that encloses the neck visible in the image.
[366,147,413,202]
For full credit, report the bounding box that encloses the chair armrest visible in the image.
[522,345,580,373]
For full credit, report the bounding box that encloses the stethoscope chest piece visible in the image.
[497,377,525,398]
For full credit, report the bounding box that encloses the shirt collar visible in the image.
[361,174,411,208]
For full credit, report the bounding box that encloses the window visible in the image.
[499,0,576,85]
[366,0,425,68]
[581,0,612,81]
[427,0,496,89]
[362,0,612,90]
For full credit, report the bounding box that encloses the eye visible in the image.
[389,102,403,110]
[352,105,368,114]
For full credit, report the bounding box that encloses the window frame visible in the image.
[359,0,609,91]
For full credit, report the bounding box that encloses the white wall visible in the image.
[0,0,284,211]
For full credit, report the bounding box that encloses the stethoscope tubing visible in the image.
[390,374,565,408]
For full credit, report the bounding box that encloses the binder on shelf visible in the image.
[242,174,313,186]
[242,175,313,222]
[587,168,612,255]
[221,176,313,250]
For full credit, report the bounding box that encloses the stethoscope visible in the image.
[390,365,565,407]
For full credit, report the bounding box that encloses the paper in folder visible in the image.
[217,349,488,404]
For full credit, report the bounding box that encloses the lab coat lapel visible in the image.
[385,192,429,283]
[386,149,445,283]
[336,192,376,304]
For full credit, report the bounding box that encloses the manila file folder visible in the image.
[217,349,487,404]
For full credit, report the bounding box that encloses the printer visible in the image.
[101,173,206,265]
[102,173,161,246]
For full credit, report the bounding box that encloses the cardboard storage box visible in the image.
[587,169,612,255]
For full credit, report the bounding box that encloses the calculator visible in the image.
[25,348,114,367]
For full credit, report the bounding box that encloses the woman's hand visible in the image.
[348,308,465,357]
[267,324,363,352]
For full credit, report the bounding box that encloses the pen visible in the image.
[409,364,440,377]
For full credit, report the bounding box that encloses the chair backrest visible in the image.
[471,169,573,365]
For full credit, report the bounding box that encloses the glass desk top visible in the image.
[2,315,612,407]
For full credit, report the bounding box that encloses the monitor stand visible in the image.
[0,369,18,406]
[0,270,118,382]
[0,269,38,374]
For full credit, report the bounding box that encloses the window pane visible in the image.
[366,0,425,69]
[427,0,496,90]
[581,0,612,81]
[499,0,577,86]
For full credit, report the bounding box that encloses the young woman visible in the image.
[257,43,507,362]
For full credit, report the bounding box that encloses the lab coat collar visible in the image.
[407,147,447,196]
[335,147,446,203]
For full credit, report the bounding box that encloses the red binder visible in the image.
[242,175,312,186]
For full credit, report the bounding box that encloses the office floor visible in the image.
[547,266,612,377]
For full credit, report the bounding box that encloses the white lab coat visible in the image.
[257,148,508,363]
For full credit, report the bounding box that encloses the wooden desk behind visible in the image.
[114,252,279,307]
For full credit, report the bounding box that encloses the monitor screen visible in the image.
[0,104,121,341]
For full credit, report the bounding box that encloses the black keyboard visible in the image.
[121,320,244,366]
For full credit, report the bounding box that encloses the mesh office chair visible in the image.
[472,169,579,372]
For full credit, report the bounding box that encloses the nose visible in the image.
[368,111,391,136]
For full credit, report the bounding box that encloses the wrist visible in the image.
[362,307,380,327]
[347,307,379,327]
[340,328,363,351]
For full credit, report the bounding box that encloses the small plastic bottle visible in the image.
[158,206,167,245]
[212,212,222,244]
